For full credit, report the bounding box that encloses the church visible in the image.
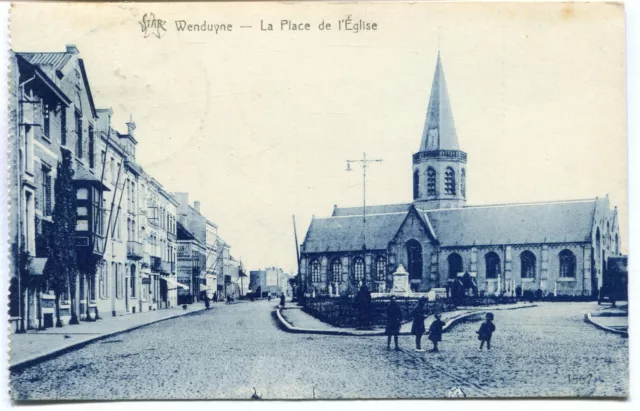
[300,53,622,298]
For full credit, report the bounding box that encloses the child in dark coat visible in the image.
[477,312,496,351]
[427,313,445,352]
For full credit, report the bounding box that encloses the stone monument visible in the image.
[391,264,410,296]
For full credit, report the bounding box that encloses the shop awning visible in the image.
[159,276,189,290]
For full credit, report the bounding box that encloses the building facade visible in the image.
[300,53,623,298]
[8,44,237,330]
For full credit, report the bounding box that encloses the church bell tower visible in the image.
[412,52,467,210]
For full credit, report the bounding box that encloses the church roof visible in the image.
[332,203,412,217]
[420,199,597,247]
[302,211,408,253]
[419,52,460,151]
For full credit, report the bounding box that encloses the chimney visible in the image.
[126,113,136,137]
[66,44,80,54]
[194,201,201,213]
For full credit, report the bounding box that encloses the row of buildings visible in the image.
[9,45,244,330]
[249,267,293,298]
[300,52,625,298]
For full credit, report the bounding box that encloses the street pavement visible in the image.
[10,300,628,400]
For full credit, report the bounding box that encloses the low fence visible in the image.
[302,296,456,329]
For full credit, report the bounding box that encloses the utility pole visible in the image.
[345,153,383,284]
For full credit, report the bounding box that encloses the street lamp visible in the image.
[345,153,383,284]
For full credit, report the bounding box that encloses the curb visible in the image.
[275,308,496,337]
[584,313,628,338]
[9,307,208,372]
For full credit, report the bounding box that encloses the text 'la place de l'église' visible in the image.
[173,17,378,34]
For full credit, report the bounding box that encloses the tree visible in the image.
[43,148,78,327]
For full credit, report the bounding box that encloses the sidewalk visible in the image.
[277,302,536,336]
[9,303,208,370]
[585,302,628,337]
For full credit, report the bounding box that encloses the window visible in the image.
[42,101,50,138]
[75,111,83,159]
[461,168,466,198]
[41,165,52,217]
[485,252,501,279]
[520,251,536,279]
[427,167,436,197]
[445,167,456,195]
[375,256,386,281]
[76,188,89,200]
[448,253,463,279]
[559,250,576,278]
[353,257,365,283]
[61,108,67,145]
[310,259,321,282]
[330,259,342,283]
[110,157,115,183]
[413,170,419,200]
[615,234,619,255]
[88,125,95,168]
[130,265,136,298]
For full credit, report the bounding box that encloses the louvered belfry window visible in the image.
[445,167,456,195]
[427,167,437,197]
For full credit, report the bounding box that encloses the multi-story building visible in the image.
[10,44,188,329]
[176,221,206,304]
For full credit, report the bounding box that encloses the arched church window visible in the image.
[310,259,321,282]
[353,258,365,283]
[413,170,419,200]
[485,252,501,279]
[375,256,387,281]
[406,240,423,280]
[447,253,463,279]
[445,167,456,195]
[615,234,619,255]
[520,251,536,279]
[330,258,342,283]
[461,168,466,197]
[559,250,576,277]
[427,167,436,197]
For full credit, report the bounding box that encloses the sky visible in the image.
[10,2,627,273]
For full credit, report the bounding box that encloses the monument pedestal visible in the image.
[391,264,410,297]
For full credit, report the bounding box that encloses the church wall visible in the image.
[301,250,389,296]
[389,211,436,291]
[437,243,591,296]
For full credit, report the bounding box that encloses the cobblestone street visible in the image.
[10,301,628,400]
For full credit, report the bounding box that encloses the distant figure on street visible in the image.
[477,312,496,351]
[411,297,427,352]
[427,313,445,352]
[280,293,286,308]
[203,292,210,309]
[268,294,272,302]
[385,296,403,351]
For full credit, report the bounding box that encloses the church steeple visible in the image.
[420,52,459,152]
[412,52,467,210]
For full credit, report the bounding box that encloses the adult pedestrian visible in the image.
[385,296,403,351]
[280,293,286,308]
[427,313,445,352]
[213,292,218,303]
[411,297,427,352]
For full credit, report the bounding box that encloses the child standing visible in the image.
[427,313,445,352]
[477,312,496,351]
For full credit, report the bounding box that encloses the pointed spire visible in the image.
[419,52,459,152]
